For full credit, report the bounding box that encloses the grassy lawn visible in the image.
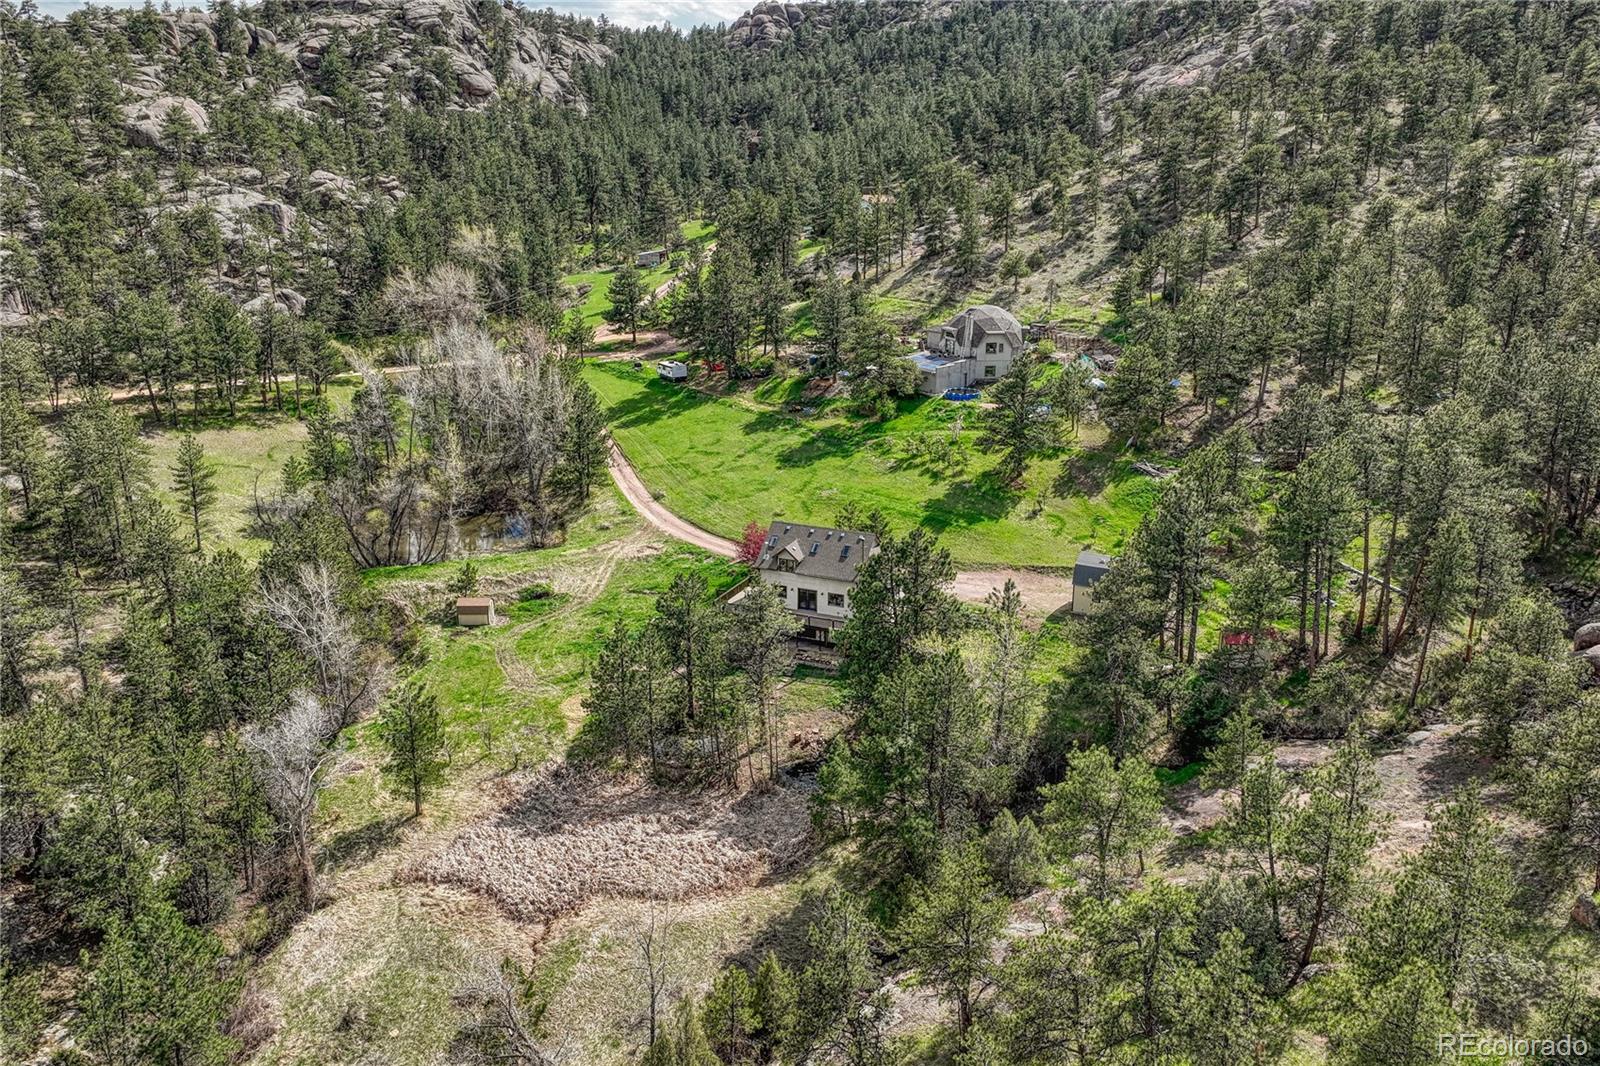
[584,361,1161,568]
[563,219,716,327]
[138,380,357,557]
[360,488,742,767]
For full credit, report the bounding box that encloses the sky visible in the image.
[31,0,753,30]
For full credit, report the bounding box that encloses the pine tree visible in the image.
[898,841,1008,1035]
[1286,740,1380,979]
[1041,746,1164,899]
[1178,928,1286,1064]
[76,897,240,1066]
[606,259,647,344]
[167,434,217,553]
[1335,960,1457,1066]
[376,682,447,817]
[750,950,797,1060]
[980,357,1056,484]
[982,809,1046,898]
[702,965,757,1064]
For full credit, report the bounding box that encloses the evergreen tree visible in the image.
[980,356,1056,484]
[606,259,647,344]
[1040,746,1164,899]
[168,433,218,552]
[76,898,239,1066]
[376,682,447,817]
[898,841,1008,1034]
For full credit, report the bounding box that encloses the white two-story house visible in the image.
[749,521,877,644]
[905,304,1026,396]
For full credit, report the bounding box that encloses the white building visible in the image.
[906,304,1025,396]
[1072,550,1112,615]
[749,521,877,644]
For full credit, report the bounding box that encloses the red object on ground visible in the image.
[711,362,726,372]
[1221,631,1255,648]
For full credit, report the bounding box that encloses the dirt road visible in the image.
[606,443,740,557]
[605,444,1075,614]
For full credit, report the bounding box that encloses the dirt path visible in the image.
[607,443,741,558]
[605,442,1075,615]
[591,331,681,358]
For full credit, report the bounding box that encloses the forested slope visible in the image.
[3,1,1600,1063]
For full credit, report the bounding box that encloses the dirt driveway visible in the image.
[606,446,1075,613]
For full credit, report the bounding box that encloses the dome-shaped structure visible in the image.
[947,304,1024,351]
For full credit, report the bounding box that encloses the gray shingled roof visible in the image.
[756,521,877,582]
[947,304,1024,351]
[1073,550,1113,587]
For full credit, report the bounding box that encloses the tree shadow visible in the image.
[922,469,1022,533]
[318,814,407,873]
[1053,450,1112,498]
[742,407,805,436]
[771,423,877,468]
[597,372,718,431]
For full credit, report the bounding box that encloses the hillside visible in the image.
[3,2,1599,1065]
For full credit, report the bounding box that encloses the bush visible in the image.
[450,561,480,597]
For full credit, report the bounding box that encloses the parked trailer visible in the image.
[657,360,689,382]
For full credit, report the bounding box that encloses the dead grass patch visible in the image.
[403,769,814,924]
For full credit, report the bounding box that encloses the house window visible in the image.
[985,341,999,354]
[827,592,846,607]
[797,588,818,611]
[984,365,997,378]
[774,584,788,601]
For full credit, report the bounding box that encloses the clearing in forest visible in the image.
[583,361,1161,568]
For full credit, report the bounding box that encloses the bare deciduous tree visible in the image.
[242,690,339,911]
[635,902,678,1048]
[384,263,484,329]
[259,562,383,721]
[451,956,559,1065]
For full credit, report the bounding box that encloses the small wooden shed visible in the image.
[456,596,496,627]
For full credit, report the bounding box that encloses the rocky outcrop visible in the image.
[103,0,607,124]
[1575,620,1600,652]
[725,0,945,51]
[122,95,210,150]
[1573,892,1600,931]
[727,1,808,50]
[243,287,308,318]
[155,182,297,240]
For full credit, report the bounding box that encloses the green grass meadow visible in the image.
[562,220,717,327]
[583,360,1160,567]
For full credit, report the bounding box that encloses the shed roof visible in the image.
[1073,551,1113,588]
[456,596,494,609]
[756,521,877,582]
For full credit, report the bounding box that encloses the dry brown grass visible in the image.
[403,769,814,924]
